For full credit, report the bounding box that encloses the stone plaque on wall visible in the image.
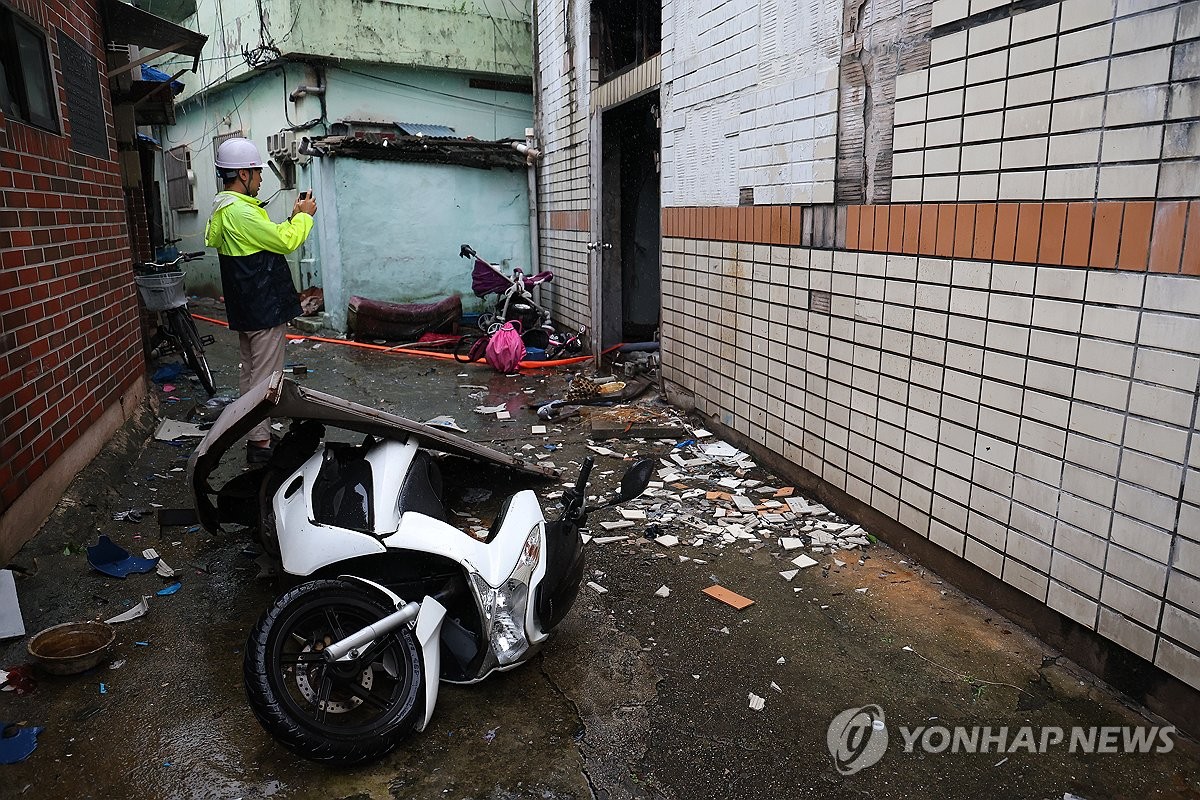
[56,30,108,159]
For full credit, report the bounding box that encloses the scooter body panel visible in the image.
[274,451,387,576]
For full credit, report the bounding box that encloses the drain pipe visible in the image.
[512,133,541,276]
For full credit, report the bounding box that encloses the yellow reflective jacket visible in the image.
[204,191,313,331]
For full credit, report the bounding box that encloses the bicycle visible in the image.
[133,251,217,396]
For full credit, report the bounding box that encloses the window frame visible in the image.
[0,4,60,133]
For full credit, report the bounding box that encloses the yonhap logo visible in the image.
[827,705,888,775]
[826,704,1175,775]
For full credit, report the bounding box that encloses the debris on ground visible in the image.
[156,582,182,596]
[0,570,24,638]
[104,596,150,624]
[86,536,160,579]
[748,693,765,711]
[141,549,176,578]
[0,723,42,764]
[703,585,755,610]
[422,415,468,432]
[153,419,206,441]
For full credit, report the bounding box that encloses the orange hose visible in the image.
[190,313,618,368]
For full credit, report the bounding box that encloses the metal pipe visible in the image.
[522,130,541,276]
[289,84,326,102]
[322,601,420,661]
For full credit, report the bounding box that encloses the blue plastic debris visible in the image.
[99,683,107,695]
[86,536,160,578]
[151,363,184,383]
[673,439,696,449]
[0,723,42,764]
[134,642,150,647]
[156,582,182,596]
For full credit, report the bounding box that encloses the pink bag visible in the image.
[485,320,526,372]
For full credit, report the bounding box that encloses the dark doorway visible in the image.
[600,92,660,345]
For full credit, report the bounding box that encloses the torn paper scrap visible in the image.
[104,596,151,624]
[702,584,755,610]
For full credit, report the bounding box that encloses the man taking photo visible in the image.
[204,136,317,464]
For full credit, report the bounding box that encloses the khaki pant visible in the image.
[239,325,287,443]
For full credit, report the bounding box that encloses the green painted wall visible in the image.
[165,0,530,106]
[321,156,532,332]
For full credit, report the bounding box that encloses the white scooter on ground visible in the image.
[189,373,652,764]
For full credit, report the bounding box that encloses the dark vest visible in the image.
[219,251,302,331]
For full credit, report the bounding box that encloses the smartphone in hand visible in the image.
[299,190,311,200]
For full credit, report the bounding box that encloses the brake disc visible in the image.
[293,645,375,714]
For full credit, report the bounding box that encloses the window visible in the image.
[0,6,58,131]
[165,144,195,210]
[593,0,661,81]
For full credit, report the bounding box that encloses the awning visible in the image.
[100,0,207,74]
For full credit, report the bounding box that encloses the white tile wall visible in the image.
[890,0,1200,203]
[661,240,1200,692]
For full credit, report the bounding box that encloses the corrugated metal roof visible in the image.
[396,122,457,138]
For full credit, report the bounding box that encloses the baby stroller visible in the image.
[460,243,554,343]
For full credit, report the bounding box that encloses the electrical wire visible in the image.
[340,68,530,112]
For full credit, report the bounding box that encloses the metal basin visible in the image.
[27,621,116,675]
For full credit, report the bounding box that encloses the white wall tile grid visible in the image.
[662,0,842,206]
[661,237,1200,689]
[892,0,1200,202]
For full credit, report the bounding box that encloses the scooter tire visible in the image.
[244,578,425,765]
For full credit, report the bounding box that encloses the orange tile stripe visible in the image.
[545,210,590,232]
[660,205,805,245]
[662,201,1200,275]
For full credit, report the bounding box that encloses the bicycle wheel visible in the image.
[168,308,216,396]
[453,334,490,364]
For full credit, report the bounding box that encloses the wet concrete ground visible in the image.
[2,305,1199,800]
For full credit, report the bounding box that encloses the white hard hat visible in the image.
[214,137,265,169]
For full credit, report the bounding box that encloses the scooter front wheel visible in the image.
[244,579,425,765]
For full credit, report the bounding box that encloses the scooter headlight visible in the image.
[470,525,542,666]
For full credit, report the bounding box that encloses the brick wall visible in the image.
[0,0,145,515]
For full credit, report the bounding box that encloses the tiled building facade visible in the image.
[535,0,1200,715]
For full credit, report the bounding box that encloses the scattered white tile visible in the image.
[779,569,799,581]
[718,477,743,489]
[654,585,671,598]
[833,558,847,568]
[791,554,819,569]
[586,581,608,594]
[693,428,713,438]
[855,587,869,593]
[592,535,630,545]
[600,520,635,531]
[779,537,804,551]
[495,410,511,420]
[654,534,680,547]
[770,682,782,693]
[748,693,765,711]
[531,425,547,434]
[620,508,646,520]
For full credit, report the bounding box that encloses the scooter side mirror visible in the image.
[615,459,654,504]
